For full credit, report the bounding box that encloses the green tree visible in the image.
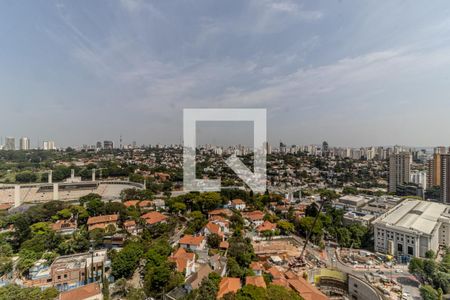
[420,285,439,300]
[207,233,222,249]
[276,220,294,235]
[111,242,144,278]
[267,284,302,300]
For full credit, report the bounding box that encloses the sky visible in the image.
[2,0,450,148]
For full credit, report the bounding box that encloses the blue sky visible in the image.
[1,0,450,147]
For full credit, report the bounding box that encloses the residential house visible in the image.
[169,248,196,278]
[179,235,206,251]
[217,277,241,299]
[87,215,118,231]
[141,211,168,226]
[50,250,108,291]
[208,208,233,219]
[219,241,229,250]
[209,216,230,234]
[185,264,213,292]
[138,200,153,210]
[123,220,139,235]
[256,221,277,234]
[243,211,265,227]
[202,222,224,240]
[230,199,246,211]
[123,200,139,208]
[287,277,328,300]
[58,282,103,300]
[246,276,266,289]
[249,261,264,276]
[52,219,77,235]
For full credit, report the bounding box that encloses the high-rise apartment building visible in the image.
[19,137,30,150]
[4,137,15,150]
[440,154,450,204]
[43,141,56,150]
[427,153,442,189]
[388,152,411,193]
[103,140,114,150]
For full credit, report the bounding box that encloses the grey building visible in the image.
[388,152,411,193]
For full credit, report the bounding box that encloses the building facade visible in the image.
[388,152,411,193]
[373,199,450,258]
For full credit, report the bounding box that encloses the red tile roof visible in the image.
[87,214,119,225]
[257,221,277,232]
[250,261,264,271]
[141,211,167,225]
[0,203,12,210]
[243,210,265,221]
[123,220,136,227]
[179,235,205,246]
[219,241,229,249]
[246,276,267,288]
[138,200,153,208]
[52,219,77,231]
[123,200,139,207]
[271,278,289,288]
[231,199,245,205]
[217,277,241,299]
[59,283,101,300]
[205,222,222,236]
[288,278,328,300]
[267,266,283,279]
[169,248,195,273]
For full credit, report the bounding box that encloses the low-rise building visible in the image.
[230,199,246,211]
[217,277,241,299]
[246,276,266,288]
[179,235,206,251]
[141,211,168,226]
[169,248,196,277]
[87,215,119,231]
[52,219,77,235]
[373,199,450,258]
[58,282,103,300]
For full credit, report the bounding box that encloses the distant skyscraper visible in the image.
[43,141,56,150]
[440,154,450,204]
[19,137,30,150]
[322,141,329,152]
[96,141,102,149]
[389,152,411,193]
[104,140,114,150]
[4,137,15,150]
[279,142,286,154]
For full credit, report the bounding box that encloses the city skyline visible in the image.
[2,1,450,146]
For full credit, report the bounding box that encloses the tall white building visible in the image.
[4,137,15,150]
[374,199,450,258]
[43,141,56,150]
[19,137,30,150]
[410,170,427,190]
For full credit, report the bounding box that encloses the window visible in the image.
[398,243,403,253]
[408,246,413,255]
[57,275,61,280]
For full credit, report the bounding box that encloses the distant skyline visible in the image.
[2,1,450,147]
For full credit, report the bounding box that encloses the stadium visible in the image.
[0,176,144,208]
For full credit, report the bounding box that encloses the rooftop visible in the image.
[373,199,450,235]
[59,283,101,300]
